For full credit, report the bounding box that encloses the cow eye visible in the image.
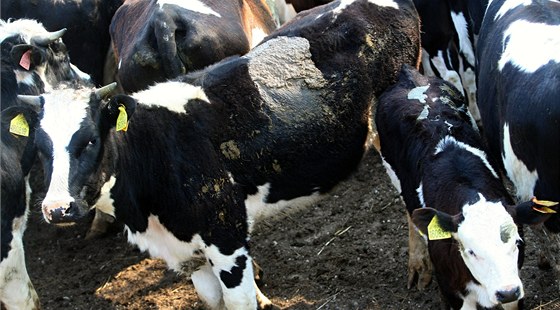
[467,250,477,258]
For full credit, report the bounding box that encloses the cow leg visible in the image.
[85,177,117,239]
[407,213,432,290]
[204,245,270,309]
[0,225,40,309]
[192,264,225,310]
[429,52,464,97]
[459,65,479,122]
[85,208,115,239]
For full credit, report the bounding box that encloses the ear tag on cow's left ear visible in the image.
[116,105,128,132]
[427,215,452,240]
[531,197,558,214]
[19,50,32,70]
[9,113,29,137]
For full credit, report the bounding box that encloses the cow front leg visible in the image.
[192,264,225,309]
[407,212,432,290]
[205,245,271,310]
[0,235,40,309]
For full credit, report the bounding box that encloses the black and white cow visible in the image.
[2,0,125,86]
[20,0,421,308]
[413,0,485,122]
[476,0,560,232]
[108,0,285,93]
[0,18,92,108]
[375,65,554,309]
[1,105,40,310]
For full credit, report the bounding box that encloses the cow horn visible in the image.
[94,82,117,98]
[30,28,67,46]
[17,95,43,107]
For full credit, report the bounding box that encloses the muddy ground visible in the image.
[23,148,560,309]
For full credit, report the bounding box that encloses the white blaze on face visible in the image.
[157,0,221,17]
[502,123,538,201]
[132,81,210,114]
[498,20,560,73]
[40,88,91,206]
[456,195,523,307]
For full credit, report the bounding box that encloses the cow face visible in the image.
[0,19,91,97]
[413,194,524,307]
[19,84,136,224]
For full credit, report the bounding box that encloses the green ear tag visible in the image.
[427,215,452,240]
[9,113,29,137]
[116,105,128,132]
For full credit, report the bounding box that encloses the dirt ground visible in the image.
[23,148,560,310]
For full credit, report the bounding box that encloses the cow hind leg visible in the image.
[407,213,432,290]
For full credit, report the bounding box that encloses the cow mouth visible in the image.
[42,202,90,225]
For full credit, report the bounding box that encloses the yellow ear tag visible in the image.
[427,215,452,240]
[531,197,558,214]
[116,105,128,132]
[9,113,29,137]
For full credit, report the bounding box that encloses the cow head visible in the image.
[0,19,91,99]
[412,194,555,308]
[18,83,137,225]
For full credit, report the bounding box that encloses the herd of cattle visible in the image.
[0,0,558,309]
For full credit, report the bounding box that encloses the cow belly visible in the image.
[125,215,205,271]
[0,215,39,310]
[245,182,324,231]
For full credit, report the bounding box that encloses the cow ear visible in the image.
[412,208,460,241]
[101,94,137,132]
[508,198,558,226]
[1,105,40,137]
[11,44,45,71]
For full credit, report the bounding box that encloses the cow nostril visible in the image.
[496,286,521,303]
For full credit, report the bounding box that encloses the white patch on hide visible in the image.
[251,27,267,48]
[381,157,401,193]
[126,215,205,271]
[157,0,221,17]
[407,84,429,104]
[502,123,538,201]
[434,136,499,179]
[93,176,116,217]
[498,20,560,73]
[132,81,210,114]
[245,183,323,232]
[493,0,531,20]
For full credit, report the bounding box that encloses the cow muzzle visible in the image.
[496,285,522,304]
[42,200,89,225]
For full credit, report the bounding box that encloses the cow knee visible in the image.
[85,208,116,239]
